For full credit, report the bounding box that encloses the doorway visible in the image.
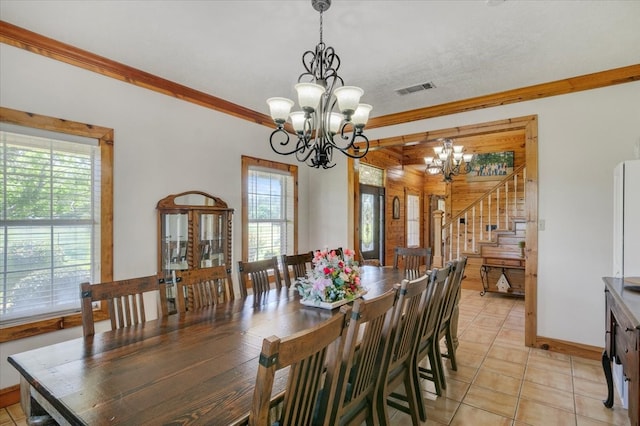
[359,184,384,264]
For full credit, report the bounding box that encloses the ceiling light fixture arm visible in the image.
[266,0,372,169]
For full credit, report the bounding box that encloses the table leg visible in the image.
[602,349,614,408]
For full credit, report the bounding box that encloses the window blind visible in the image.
[1,125,101,323]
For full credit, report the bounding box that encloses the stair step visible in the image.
[481,246,524,258]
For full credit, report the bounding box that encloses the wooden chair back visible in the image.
[330,288,398,426]
[80,275,167,337]
[393,247,432,279]
[177,265,234,313]
[237,257,282,298]
[435,256,468,377]
[281,252,313,289]
[376,273,430,425]
[249,311,348,426]
[413,264,453,406]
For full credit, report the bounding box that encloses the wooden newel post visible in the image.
[433,210,444,268]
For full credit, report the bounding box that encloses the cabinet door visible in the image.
[162,212,189,271]
[198,212,226,268]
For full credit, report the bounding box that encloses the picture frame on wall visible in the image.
[466,151,514,181]
[392,196,400,219]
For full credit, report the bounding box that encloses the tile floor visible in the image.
[0,289,630,426]
[386,289,630,426]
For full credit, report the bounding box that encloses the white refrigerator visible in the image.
[613,160,640,278]
[611,159,640,408]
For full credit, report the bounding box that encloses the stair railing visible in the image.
[435,164,526,265]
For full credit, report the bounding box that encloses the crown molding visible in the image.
[2,20,639,130]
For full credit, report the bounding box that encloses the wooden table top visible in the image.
[8,266,404,425]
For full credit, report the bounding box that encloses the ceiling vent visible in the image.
[395,81,436,96]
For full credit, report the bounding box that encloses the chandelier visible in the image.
[424,138,474,182]
[266,0,371,169]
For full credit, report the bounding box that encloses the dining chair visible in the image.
[248,310,348,426]
[176,265,234,313]
[330,288,398,425]
[376,273,431,426]
[434,256,468,381]
[281,251,313,289]
[237,257,282,298]
[80,275,168,337]
[393,247,432,279]
[413,265,453,406]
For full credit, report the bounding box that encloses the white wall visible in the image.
[2,40,639,388]
[361,81,640,347]
[0,43,312,388]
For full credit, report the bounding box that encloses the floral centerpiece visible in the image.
[297,248,366,308]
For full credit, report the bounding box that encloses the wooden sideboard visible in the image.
[603,276,640,426]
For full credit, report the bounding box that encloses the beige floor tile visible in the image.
[423,377,470,403]
[529,347,571,362]
[6,405,24,423]
[520,380,575,412]
[473,314,505,330]
[515,399,577,426]
[0,409,13,426]
[573,376,609,400]
[422,396,461,424]
[572,359,608,383]
[576,415,622,426]
[463,384,518,418]
[459,326,498,346]
[443,363,478,384]
[574,394,630,426]
[453,347,486,369]
[481,356,526,380]
[494,328,525,347]
[449,403,512,426]
[527,354,573,375]
[502,316,525,330]
[473,369,522,396]
[487,343,529,365]
[456,339,491,355]
[524,365,574,392]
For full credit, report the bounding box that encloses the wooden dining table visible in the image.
[8,266,405,425]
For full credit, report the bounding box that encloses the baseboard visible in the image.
[0,385,20,408]
[534,335,602,361]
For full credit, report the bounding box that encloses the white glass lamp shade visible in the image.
[453,152,464,162]
[289,111,306,134]
[329,112,343,135]
[453,145,464,154]
[295,83,325,113]
[267,97,294,125]
[352,104,372,128]
[433,146,444,155]
[438,152,448,161]
[333,86,363,116]
[424,156,434,165]
[463,153,474,163]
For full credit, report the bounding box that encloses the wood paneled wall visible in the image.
[361,129,526,285]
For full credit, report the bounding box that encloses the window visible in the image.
[406,193,420,247]
[0,107,112,337]
[242,156,297,262]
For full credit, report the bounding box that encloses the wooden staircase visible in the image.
[432,165,527,290]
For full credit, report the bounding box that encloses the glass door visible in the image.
[360,184,384,264]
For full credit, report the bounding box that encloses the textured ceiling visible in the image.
[1,0,639,120]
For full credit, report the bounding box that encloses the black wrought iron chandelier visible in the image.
[424,138,474,182]
[266,0,371,169]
